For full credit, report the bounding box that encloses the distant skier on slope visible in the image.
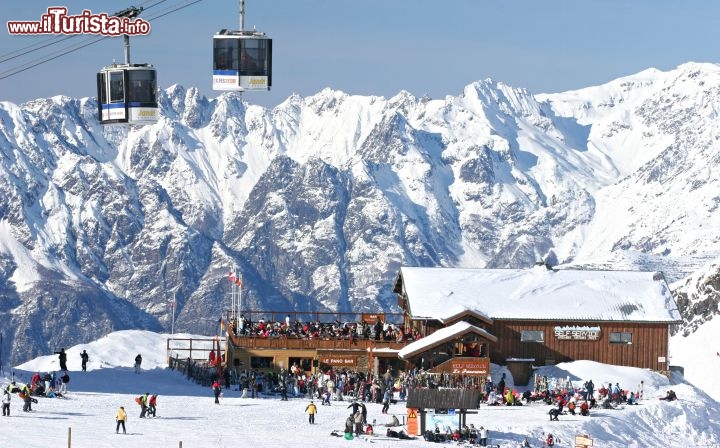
[134,354,142,374]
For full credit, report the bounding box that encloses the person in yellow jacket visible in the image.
[505,389,515,405]
[116,406,127,434]
[305,400,317,424]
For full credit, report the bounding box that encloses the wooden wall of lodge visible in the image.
[227,335,409,372]
[487,320,670,371]
[226,320,671,372]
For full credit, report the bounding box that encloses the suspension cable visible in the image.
[0,0,202,80]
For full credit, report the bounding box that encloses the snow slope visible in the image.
[3,330,718,447]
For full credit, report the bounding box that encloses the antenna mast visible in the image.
[113,6,144,64]
[239,0,245,31]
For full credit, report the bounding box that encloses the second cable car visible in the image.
[96,63,158,125]
[213,29,272,92]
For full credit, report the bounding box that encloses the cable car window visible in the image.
[109,72,124,103]
[127,70,157,103]
[98,73,107,105]
[241,39,270,76]
[214,38,238,71]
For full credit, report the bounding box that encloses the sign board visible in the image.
[362,313,385,324]
[448,358,490,375]
[407,408,419,435]
[554,325,601,341]
[318,356,357,367]
[658,356,666,363]
[575,434,593,446]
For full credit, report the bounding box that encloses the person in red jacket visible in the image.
[580,400,590,416]
[212,381,221,404]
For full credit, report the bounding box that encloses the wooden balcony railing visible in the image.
[228,334,410,351]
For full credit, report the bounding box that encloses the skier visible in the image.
[305,400,317,424]
[60,372,70,394]
[479,426,488,446]
[148,394,157,417]
[21,383,32,412]
[134,354,142,374]
[212,380,222,404]
[80,350,89,372]
[2,388,10,416]
[381,388,392,414]
[115,406,127,434]
[57,348,68,371]
[138,392,149,418]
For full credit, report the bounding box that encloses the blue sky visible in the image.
[2,0,720,108]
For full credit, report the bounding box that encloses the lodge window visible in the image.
[609,332,633,344]
[520,330,544,342]
[289,357,313,372]
[250,356,274,369]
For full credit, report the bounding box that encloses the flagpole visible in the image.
[238,272,243,320]
[231,267,236,323]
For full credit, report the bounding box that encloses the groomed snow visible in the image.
[3,330,719,447]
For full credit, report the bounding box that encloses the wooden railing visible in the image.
[228,334,410,351]
[225,310,405,325]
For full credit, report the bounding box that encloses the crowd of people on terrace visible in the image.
[228,315,422,342]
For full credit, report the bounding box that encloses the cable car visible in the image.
[213,29,272,92]
[96,63,158,125]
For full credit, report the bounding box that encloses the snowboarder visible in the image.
[305,400,317,424]
[116,406,127,434]
[212,380,222,404]
[134,354,142,374]
[2,389,10,416]
[80,350,89,372]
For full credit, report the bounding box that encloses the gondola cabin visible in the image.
[96,63,158,125]
[213,30,272,91]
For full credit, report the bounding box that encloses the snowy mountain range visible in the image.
[1,62,720,365]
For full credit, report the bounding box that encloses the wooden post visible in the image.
[179,442,183,448]
[67,427,71,448]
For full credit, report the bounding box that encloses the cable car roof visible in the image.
[214,29,267,38]
[99,63,155,71]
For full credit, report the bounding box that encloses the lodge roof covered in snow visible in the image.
[393,266,682,323]
[398,321,497,360]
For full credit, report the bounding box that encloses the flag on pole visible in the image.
[236,276,242,287]
[219,317,226,333]
[228,271,236,283]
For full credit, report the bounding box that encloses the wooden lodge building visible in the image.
[223,265,681,384]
